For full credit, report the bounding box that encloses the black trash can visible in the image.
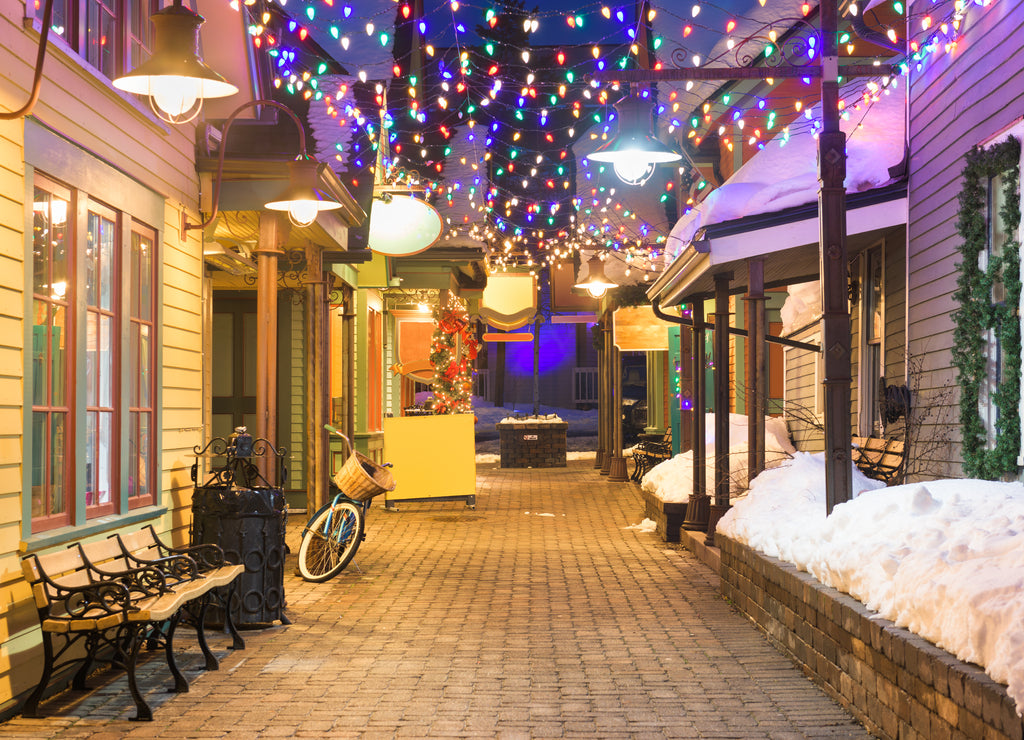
[190,429,289,627]
[191,485,287,627]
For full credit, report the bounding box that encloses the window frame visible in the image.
[35,0,159,83]
[23,120,165,544]
[857,242,885,437]
[30,174,76,532]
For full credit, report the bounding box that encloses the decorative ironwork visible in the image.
[191,427,288,489]
[383,287,439,311]
[665,17,821,73]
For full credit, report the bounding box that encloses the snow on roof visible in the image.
[666,84,906,258]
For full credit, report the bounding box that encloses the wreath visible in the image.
[951,136,1022,479]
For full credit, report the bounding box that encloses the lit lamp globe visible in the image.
[588,95,681,186]
[368,193,443,256]
[265,159,343,228]
[574,255,617,299]
[112,0,238,124]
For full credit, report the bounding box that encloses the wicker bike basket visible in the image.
[332,442,396,502]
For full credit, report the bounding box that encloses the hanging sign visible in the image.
[613,305,672,351]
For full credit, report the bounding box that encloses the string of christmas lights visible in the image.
[239,0,981,283]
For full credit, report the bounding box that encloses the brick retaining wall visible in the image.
[717,534,1023,740]
[640,489,686,543]
[497,422,568,468]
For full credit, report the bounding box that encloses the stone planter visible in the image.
[497,420,568,468]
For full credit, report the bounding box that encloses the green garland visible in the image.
[951,136,1022,479]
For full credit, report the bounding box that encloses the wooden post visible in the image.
[712,273,732,508]
[594,328,605,469]
[305,243,329,512]
[746,258,767,481]
[819,0,853,512]
[684,306,709,531]
[645,351,667,435]
[254,213,284,481]
[600,315,614,475]
[609,340,629,482]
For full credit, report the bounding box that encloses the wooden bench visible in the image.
[631,430,673,482]
[851,435,906,485]
[21,529,243,721]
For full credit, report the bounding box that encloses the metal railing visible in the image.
[574,367,599,405]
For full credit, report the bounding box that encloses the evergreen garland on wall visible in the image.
[951,136,1022,479]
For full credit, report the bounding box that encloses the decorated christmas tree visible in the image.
[428,293,479,414]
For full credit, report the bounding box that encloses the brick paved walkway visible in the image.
[1,461,871,739]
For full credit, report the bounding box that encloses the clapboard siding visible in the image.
[0,0,218,708]
[907,3,1024,478]
[784,325,823,453]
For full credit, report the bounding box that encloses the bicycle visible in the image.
[296,425,396,582]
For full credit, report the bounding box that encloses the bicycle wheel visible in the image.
[297,501,364,582]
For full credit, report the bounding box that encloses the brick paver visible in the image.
[0,461,871,739]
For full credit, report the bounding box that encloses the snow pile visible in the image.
[719,455,1024,716]
[780,281,821,334]
[642,414,795,502]
[497,414,564,424]
[624,518,658,532]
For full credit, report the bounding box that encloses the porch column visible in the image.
[745,258,767,482]
[819,0,853,511]
[600,315,614,475]
[608,341,628,482]
[684,305,709,530]
[708,272,732,544]
[305,243,329,512]
[594,330,605,469]
[254,213,284,479]
[644,351,667,436]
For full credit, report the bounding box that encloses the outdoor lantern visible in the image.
[588,94,681,186]
[574,255,618,299]
[264,158,344,228]
[112,0,238,124]
[367,192,443,256]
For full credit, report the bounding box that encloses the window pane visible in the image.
[50,413,67,515]
[47,0,72,45]
[52,304,67,406]
[87,212,98,306]
[139,323,151,407]
[99,216,114,310]
[97,411,112,507]
[131,230,153,321]
[33,187,70,299]
[99,315,112,407]
[85,411,96,505]
[32,301,49,407]
[86,311,97,406]
[31,412,46,518]
[85,0,117,78]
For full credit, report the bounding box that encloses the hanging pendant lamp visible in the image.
[574,255,618,299]
[588,94,681,186]
[113,0,238,124]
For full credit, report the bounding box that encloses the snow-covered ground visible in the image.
[718,453,1024,716]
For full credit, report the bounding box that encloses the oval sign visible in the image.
[368,195,443,256]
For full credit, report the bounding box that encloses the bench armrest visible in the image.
[121,552,201,585]
[47,580,137,619]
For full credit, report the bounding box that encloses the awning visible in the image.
[648,181,906,306]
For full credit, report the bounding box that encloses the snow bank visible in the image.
[641,413,795,502]
[719,456,1024,716]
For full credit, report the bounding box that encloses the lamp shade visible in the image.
[265,159,343,227]
[368,194,443,256]
[588,95,681,185]
[574,255,617,299]
[112,2,237,124]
